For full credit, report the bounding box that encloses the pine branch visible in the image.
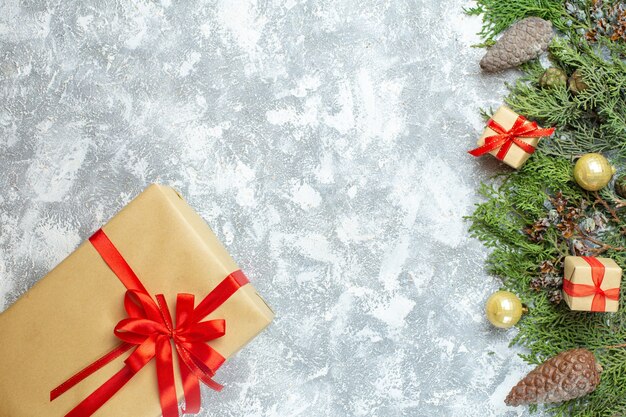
[467,1,626,416]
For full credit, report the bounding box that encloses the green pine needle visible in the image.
[465,0,585,45]
[466,0,626,415]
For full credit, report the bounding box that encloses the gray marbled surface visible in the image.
[0,1,546,416]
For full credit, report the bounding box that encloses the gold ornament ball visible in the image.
[485,291,524,329]
[573,153,616,191]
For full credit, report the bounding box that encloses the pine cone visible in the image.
[592,211,608,229]
[579,217,597,234]
[530,276,545,291]
[569,69,589,95]
[505,349,602,406]
[547,209,560,223]
[544,274,562,288]
[525,218,550,242]
[480,17,554,72]
[552,192,568,213]
[539,68,567,89]
[615,175,626,199]
[548,289,563,304]
[539,260,556,275]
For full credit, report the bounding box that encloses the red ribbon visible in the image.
[562,256,619,312]
[468,115,555,160]
[50,229,249,417]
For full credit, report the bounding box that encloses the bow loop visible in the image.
[175,293,196,331]
[51,229,250,417]
[114,291,227,369]
[176,319,226,343]
[114,318,169,344]
[469,114,555,160]
[99,291,228,417]
[124,290,162,321]
[125,334,159,373]
[114,292,228,417]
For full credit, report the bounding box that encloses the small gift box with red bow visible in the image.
[562,256,622,312]
[469,105,555,169]
[0,185,274,417]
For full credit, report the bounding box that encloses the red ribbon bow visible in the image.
[563,256,619,312]
[50,229,249,417]
[468,115,555,160]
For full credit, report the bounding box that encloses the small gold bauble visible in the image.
[485,290,525,329]
[573,153,615,191]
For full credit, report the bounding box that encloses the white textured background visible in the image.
[0,0,545,416]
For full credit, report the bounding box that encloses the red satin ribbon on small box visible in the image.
[468,115,555,160]
[50,229,249,417]
[563,256,620,312]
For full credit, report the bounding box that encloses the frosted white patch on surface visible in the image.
[76,15,94,31]
[217,0,267,52]
[290,181,322,210]
[179,51,202,77]
[0,0,541,415]
[370,295,415,329]
[290,74,322,98]
[27,126,90,202]
[323,81,355,134]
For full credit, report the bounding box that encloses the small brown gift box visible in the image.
[562,256,622,312]
[473,105,551,169]
[0,184,274,417]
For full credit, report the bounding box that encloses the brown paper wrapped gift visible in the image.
[471,105,554,169]
[562,256,622,312]
[0,184,274,417]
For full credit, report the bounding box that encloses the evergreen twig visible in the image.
[467,1,626,415]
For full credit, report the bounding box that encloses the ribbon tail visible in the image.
[156,336,180,417]
[591,293,606,312]
[177,343,223,392]
[64,366,135,417]
[51,342,134,401]
[175,293,201,414]
[186,359,223,392]
[468,136,507,157]
[177,349,201,414]
[495,138,514,160]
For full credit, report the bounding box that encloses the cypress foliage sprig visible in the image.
[464,0,585,46]
[467,1,626,415]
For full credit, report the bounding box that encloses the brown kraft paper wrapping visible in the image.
[476,105,541,169]
[562,256,622,312]
[0,184,274,417]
